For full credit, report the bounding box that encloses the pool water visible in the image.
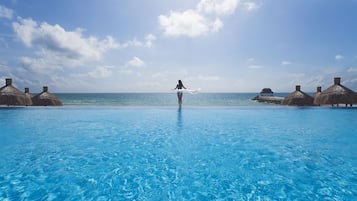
[0,106,356,200]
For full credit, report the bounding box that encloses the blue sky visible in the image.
[1,0,357,92]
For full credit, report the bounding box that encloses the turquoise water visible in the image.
[0,104,356,200]
[56,93,288,106]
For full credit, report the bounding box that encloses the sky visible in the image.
[1,0,357,93]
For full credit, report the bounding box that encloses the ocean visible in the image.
[56,93,289,106]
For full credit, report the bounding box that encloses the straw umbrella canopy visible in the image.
[312,86,322,106]
[260,88,274,96]
[24,87,33,100]
[32,86,63,106]
[281,85,314,106]
[314,77,357,106]
[0,78,33,106]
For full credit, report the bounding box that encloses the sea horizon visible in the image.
[52,92,290,107]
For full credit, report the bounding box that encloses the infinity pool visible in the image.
[0,106,356,200]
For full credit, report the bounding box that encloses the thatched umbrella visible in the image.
[260,88,274,96]
[312,86,322,106]
[314,77,357,107]
[24,87,33,101]
[32,86,63,106]
[281,85,314,106]
[0,78,32,106]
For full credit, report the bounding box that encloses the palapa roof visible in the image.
[0,78,32,106]
[24,87,33,99]
[312,86,322,98]
[314,77,357,105]
[32,86,63,106]
[281,85,314,106]
[312,86,322,105]
[260,88,274,95]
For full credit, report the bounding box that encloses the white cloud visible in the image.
[19,55,60,73]
[335,54,344,60]
[121,34,156,48]
[145,34,156,47]
[159,10,211,37]
[212,18,224,32]
[243,2,260,11]
[0,5,13,19]
[18,50,90,75]
[5,18,154,92]
[12,17,121,78]
[88,66,113,78]
[197,0,239,16]
[127,57,145,67]
[121,38,143,48]
[13,18,119,62]
[281,61,292,65]
[158,0,245,38]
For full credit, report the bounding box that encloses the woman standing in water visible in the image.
[174,80,186,105]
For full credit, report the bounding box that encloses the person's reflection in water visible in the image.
[177,106,183,132]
